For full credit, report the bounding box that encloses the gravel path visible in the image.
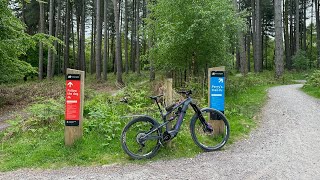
[1,84,320,179]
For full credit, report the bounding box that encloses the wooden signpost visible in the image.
[65,68,84,146]
[208,66,225,134]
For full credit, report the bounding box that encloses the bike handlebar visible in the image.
[177,90,192,96]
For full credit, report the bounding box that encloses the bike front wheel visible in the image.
[121,116,161,159]
[190,108,230,151]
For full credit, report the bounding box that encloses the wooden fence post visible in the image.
[65,68,84,146]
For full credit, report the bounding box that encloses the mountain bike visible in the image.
[120,90,230,159]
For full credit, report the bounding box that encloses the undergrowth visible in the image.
[0,71,309,171]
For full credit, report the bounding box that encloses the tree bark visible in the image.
[90,0,96,74]
[80,0,86,72]
[275,0,284,78]
[114,0,124,85]
[38,1,44,80]
[316,0,320,67]
[136,0,140,74]
[124,0,129,74]
[47,0,54,79]
[96,0,102,80]
[64,0,71,74]
[295,0,300,52]
[131,0,136,72]
[284,0,291,69]
[53,0,61,75]
[233,0,247,75]
[103,0,109,80]
[254,0,263,72]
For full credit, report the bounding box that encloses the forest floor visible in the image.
[0,78,118,132]
[1,83,320,179]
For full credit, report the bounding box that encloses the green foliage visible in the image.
[0,0,37,83]
[1,99,64,142]
[147,0,243,72]
[304,70,320,88]
[292,50,310,70]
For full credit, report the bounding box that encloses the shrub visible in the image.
[304,70,320,88]
[292,50,310,70]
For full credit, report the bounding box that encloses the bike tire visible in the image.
[190,108,230,151]
[120,116,161,159]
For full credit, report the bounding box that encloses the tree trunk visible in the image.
[136,0,140,74]
[303,0,307,51]
[284,0,291,69]
[64,0,71,74]
[255,0,262,72]
[47,0,54,79]
[247,16,251,72]
[131,0,136,72]
[103,0,108,80]
[114,0,124,85]
[251,0,256,72]
[38,1,44,80]
[91,0,96,74]
[295,0,300,52]
[80,0,86,72]
[53,0,61,75]
[275,0,284,78]
[96,0,102,80]
[316,0,320,67]
[233,0,247,75]
[124,0,129,74]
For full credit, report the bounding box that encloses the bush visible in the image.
[292,50,310,70]
[304,70,320,88]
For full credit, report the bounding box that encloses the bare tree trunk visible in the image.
[96,0,102,80]
[295,0,300,52]
[284,0,291,69]
[80,0,86,72]
[251,0,256,72]
[124,0,129,74]
[275,0,284,78]
[233,0,247,75]
[53,0,61,75]
[303,0,307,51]
[103,0,108,80]
[316,0,320,67]
[38,1,44,80]
[71,3,77,69]
[135,0,140,74]
[255,0,263,72]
[131,0,136,72]
[64,0,71,74]
[47,0,54,79]
[114,0,124,85]
[91,0,96,74]
[247,16,251,72]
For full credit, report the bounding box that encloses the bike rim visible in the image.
[194,111,228,150]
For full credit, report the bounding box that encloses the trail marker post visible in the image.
[65,68,84,146]
[208,66,225,134]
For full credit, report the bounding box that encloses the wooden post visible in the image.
[65,68,84,146]
[164,78,173,146]
[208,66,225,135]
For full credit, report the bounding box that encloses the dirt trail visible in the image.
[1,84,320,179]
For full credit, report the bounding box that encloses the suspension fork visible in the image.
[190,103,213,131]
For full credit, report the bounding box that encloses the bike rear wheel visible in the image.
[121,116,161,159]
[190,108,230,151]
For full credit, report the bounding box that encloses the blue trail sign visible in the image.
[208,67,225,113]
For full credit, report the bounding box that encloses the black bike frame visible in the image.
[143,96,205,140]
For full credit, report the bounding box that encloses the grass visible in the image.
[302,86,320,98]
[0,70,312,171]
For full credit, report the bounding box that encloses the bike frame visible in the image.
[143,96,207,140]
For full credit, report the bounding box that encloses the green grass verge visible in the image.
[0,70,309,171]
[302,86,320,98]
